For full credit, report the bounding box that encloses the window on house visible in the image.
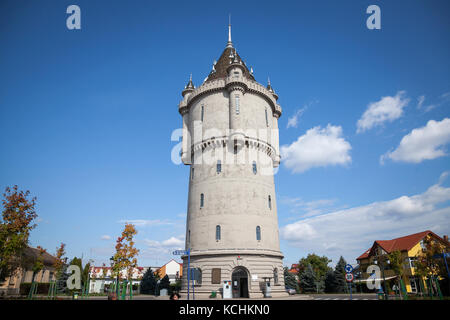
[201,105,204,121]
[265,109,269,127]
[420,240,426,250]
[200,193,204,208]
[235,95,240,115]
[252,161,257,174]
[256,226,261,241]
[217,160,221,173]
[216,225,221,241]
[268,195,272,210]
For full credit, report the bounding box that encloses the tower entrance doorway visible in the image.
[231,267,249,298]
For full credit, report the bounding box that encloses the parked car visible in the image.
[285,287,296,295]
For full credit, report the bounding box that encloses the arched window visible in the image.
[268,195,272,210]
[216,225,221,241]
[273,268,279,285]
[200,193,204,208]
[256,226,261,241]
[192,268,202,285]
[217,160,221,173]
[252,161,257,175]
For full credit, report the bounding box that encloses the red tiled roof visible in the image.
[356,230,446,260]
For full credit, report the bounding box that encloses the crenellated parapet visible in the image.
[178,77,282,118]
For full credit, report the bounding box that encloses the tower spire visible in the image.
[227,14,233,48]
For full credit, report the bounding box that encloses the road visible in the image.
[310,293,379,300]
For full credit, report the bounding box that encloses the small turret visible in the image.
[182,74,195,97]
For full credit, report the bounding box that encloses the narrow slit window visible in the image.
[256,226,261,241]
[235,95,240,115]
[217,160,222,173]
[200,193,204,208]
[216,225,221,241]
[201,105,204,121]
[191,167,194,180]
[252,161,257,175]
[265,109,269,127]
[268,195,272,210]
[188,230,191,244]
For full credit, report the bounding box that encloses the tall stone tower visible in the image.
[178,23,286,298]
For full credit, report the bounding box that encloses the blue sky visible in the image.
[1,0,449,268]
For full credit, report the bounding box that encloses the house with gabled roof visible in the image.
[356,230,449,294]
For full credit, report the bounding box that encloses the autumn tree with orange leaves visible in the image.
[0,185,38,281]
[111,224,139,281]
[53,243,67,278]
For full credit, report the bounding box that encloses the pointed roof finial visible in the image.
[267,77,274,92]
[227,14,233,48]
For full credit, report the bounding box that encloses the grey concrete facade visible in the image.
[178,26,287,298]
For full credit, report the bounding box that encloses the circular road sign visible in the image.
[345,273,354,282]
[345,264,353,273]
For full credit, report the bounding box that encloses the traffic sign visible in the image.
[345,264,353,273]
[345,273,354,282]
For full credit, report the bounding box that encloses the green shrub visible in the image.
[20,282,51,295]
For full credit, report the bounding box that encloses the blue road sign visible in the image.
[173,250,188,255]
[345,264,353,273]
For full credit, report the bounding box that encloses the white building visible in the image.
[155,259,182,284]
[178,22,287,298]
[88,266,146,294]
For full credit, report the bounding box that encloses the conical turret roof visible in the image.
[205,47,255,83]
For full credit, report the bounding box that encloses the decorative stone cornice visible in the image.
[191,135,279,162]
[182,248,284,259]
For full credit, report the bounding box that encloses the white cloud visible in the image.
[162,237,184,247]
[287,108,306,129]
[280,124,352,173]
[281,196,339,218]
[100,235,111,240]
[381,118,450,164]
[280,175,450,263]
[357,91,409,133]
[117,219,173,227]
[417,95,425,109]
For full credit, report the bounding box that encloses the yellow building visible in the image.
[356,230,449,294]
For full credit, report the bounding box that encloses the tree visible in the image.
[334,256,348,293]
[111,224,139,281]
[415,236,448,296]
[53,243,67,279]
[297,253,331,293]
[140,268,157,294]
[325,269,338,293]
[31,246,46,282]
[159,274,170,292]
[68,257,91,290]
[388,250,406,299]
[284,267,299,292]
[0,185,38,281]
[299,264,317,293]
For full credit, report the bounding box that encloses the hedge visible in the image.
[20,282,52,295]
